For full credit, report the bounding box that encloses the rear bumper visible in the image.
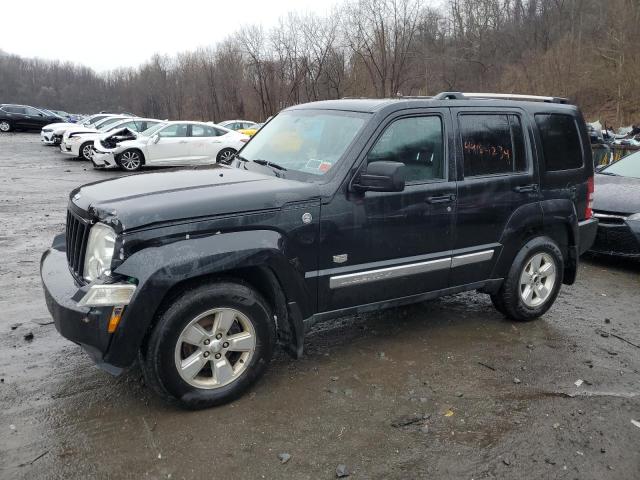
[578,218,598,255]
[40,238,124,375]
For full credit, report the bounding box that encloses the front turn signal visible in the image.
[108,306,125,333]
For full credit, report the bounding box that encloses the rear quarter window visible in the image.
[535,113,583,171]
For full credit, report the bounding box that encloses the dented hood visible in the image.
[69,165,319,232]
[99,127,137,141]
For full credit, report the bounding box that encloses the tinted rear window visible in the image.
[460,114,527,177]
[535,113,583,171]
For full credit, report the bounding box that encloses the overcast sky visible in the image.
[2,0,337,71]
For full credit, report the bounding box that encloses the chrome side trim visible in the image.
[451,249,494,268]
[329,258,451,289]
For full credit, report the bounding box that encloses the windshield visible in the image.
[238,110,368,178]
[602,151,640,179]
[140,122,167,137]
[96,117,127,130]
[83,115,105,126]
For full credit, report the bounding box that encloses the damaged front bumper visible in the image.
[40,234,136,375]
[591,214,640,257]
[41,130,61,145]
[91,150,118,169]
[59,141,80,157]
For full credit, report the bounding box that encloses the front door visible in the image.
[146,123,191,164]
[23,107,47,129]
[450,108,540,286]
[317,109,457,312]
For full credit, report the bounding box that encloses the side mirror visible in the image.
[152,134,160,144]
[352,161,405,193]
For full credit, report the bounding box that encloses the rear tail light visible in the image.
[586,176,594,219]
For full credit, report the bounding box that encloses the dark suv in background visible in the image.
[40,92,598,409]
[0,104,62,132]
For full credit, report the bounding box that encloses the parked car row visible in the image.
[0,104,86,133]
[37,112,255,171]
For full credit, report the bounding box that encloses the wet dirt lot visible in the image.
[0,133,639,479]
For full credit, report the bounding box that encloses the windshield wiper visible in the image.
[252,159,287,171]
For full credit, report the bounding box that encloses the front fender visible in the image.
[104,229,310,367]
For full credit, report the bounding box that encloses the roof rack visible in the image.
[433,92,569,104]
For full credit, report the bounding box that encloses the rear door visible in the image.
[450,108,539,286]
[189,124,224,163]
[4,106,28,128]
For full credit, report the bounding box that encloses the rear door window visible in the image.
[535,113,583,171]
[460,114,527,177]
[191,125,218,137]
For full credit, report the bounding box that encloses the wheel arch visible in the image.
[490,200,578,286]
[105,230,312,368]
[118,147,146,165]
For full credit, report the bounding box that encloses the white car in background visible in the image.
[91,121,249,171]
[217,119,259,131]
[41,114,120,145]
[60,118,163,160]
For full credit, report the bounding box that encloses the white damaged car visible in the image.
[91,121,250,171]
[41,114,120,145]
[60,118,162,160]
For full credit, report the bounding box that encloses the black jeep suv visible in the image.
[41,92,598,409]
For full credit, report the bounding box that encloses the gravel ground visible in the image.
[0,133,639,479]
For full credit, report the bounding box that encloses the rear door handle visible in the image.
[426,194,456,204]
[513,184,538,193]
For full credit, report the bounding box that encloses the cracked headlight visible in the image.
[83,223,116,282]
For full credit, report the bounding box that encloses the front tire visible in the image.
[491,236,563,321]
[80,142,93,161]
[216,147,237,164]
[117,149,143,171]
[0,120,12,132]
[141,281,275,409]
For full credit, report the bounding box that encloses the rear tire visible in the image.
[490,236,563,321]
[216,148,237,164]
[141,281,275,409]
[117,149,144,171]
[0,120,12,132]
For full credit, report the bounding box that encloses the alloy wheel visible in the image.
[82,144,93,160]
[0,121,10,132]
[219,149,235,163]
[120,151,141,170]
[174,308,256,389]
[519,252,557,307]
